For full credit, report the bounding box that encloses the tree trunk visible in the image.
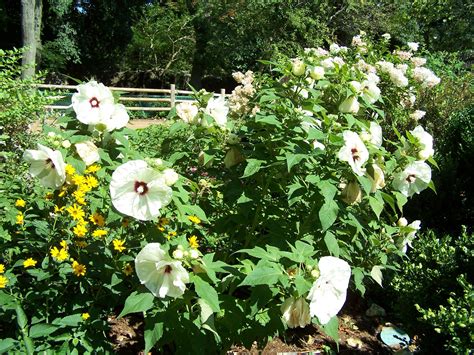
[34,0,43,65]
[21,0,37,79]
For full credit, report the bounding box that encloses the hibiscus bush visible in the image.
[0,33,441,353]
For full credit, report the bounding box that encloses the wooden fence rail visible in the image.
[37,84,228,112]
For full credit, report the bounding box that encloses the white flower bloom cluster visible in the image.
[72,80,129,132]
[376,60,409,88]
[396,219,421,253]
[176,101,199,124]
[229,70,256,115]
[109,160,178,221]
[410,110,426,121]
[413,67,441,88]
[394,50,413,61]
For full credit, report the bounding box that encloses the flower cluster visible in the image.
[175,92,229,129]
[228,70,256,115]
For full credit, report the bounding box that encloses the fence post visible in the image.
[220,88,226,97]
[170,84,176,108]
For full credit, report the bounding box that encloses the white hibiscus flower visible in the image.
[307,256,351,325]
[110,160,173,221]
[72,80,116,126]
[393,161,431,197]
[75,141,100,166]
[410,125,434,160]
[205,96,229,128]
[398,220,421,253]
[23,144,66,189]
[338,131,369,176]
[176,101,199,124]
[281,297,311,328]
[135,243,189,298]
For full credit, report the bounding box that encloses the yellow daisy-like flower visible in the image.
[92,229,107,238]
[65,164,76,176]
[85,164,101,174]
[188,215,201,224]
[0,275,7,288]
[58,186,68,197]
[84,175,99,189]
[188,235,199,249]
[23,258,37,268]
[60,240,68,249]
[71,260,86,276]
[15,199,26,208]
[159,217,170,226]
[54,205,65,214]
[45,192,54,200]
[81,312,90,320]
[16,212,24,225]
[0,264,5,273]
[89,212,105,226]
[72,174,86,186]
[157,225,165,232]
[73,222,88,238]
[123,263,134,276]
[50,246,69,262]
[112,239,126,253]
[72,190,87,205]
[66,204,85,221]
[166,231,177,240]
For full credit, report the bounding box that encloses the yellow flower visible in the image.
[60,240,68,249]
[16,212,24,225]
[85,164,101,174]
[54,205,65,214]
[123,263,134,276]
[45,192,54,200]
[58,186,68,197]
[72,174,86,186]
[72,190,87,205]
[0,275,7,288]
[89,212,105,227]
[159,217,170,226]
[113,239,126,252]
[84,175,99,189]
[15,199,26,208]
[157,225,165,232]
[166,231,177,240]
[188,215,201,224]
[92,229,107,238]
[71,260,86,276]
[73,222,88,238]
[50,245,69,262]
[0,264,5,273]
[188,235,199,249]
[23,258,37,268]
[65,164,76,176]
[81,312,90,320]
[66,204,85,221]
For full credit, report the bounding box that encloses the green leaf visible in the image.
[368,196,384,219]
[394,192,408,211]
[320,316,340,345]
[357,175,373,195]
[317,180,338,201]
[370,265,384,287]
[324,231,340,257]
[255,114,281,127]
[285,153,305,172]
[242,159,264,178]
[239,261,282,286]
[294,275,312,297]
[239,246,281,262]
[193,276,220,313]
[0,291,16,309]
[198,298,214,323]
[118,291,154,318]
[29,323,59,338]
[53,314,82,327]
[144,318,163,354]
[15,304,28,329]
[319,200,339,231]
[352,268,366,295]
[0,338,17,353]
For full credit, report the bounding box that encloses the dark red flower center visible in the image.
[406,174,417,183]
[134,181,148,195]
[351,148,360,161]
[164,265,172,273]
[89,97,100,108]
[45,158,55,169]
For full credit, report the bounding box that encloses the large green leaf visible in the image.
[319,200,339,231]
[118,291,154,318]
[144,318,163,354]
[324,231,340,257]
[242,159,264,178]
[239,261,283,286]
[193,276,220,313]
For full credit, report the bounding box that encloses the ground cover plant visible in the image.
[0,34,444,353]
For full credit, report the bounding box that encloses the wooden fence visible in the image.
[37,84,228,112]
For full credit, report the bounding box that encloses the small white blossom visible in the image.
[205,96,229,128]
[309,66,325,80]
[411,126,434,160]
[176,102,199,124]
[407,42,419,52]
[368,164,386,192]
[410,110,426,121]
[411,57,427,67]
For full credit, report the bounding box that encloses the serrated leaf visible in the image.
[239,261,282,286]
[294,275,313,297]
[324,231,340,257]
[118,291,154,318]
[193,276,220,313]
[319,200,339,231]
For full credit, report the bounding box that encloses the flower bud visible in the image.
[368,164,386,192]
[397,217,408,227]
[163,168,179,186]
[341,181,362,204]
[189,249,199,259]
[339,96,360,114]
[349,81,362,94]
[291,59,306,76]
[309,66,325,80]
[227,133,240,145]
[224,147,245,168]
[62,140,71,149]
[172,249,184,259]
[75,141,100,166]
[311,269,320,278]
